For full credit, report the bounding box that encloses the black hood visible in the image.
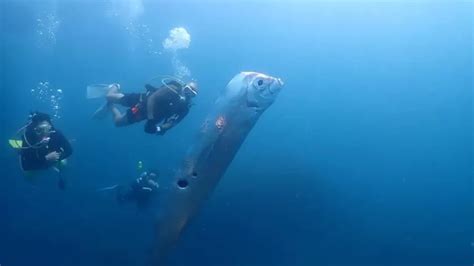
[30,112,52,127]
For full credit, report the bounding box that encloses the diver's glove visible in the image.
[144,120,161,135]
[155,115,177,136]
[45,151,61,162]
[156,126,165,136]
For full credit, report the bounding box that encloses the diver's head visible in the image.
[30,112,51,125]
[183,81,198,98]
[28,112,54,138]
[34,121,53,139]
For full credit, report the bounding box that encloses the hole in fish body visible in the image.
[177,179,189,189]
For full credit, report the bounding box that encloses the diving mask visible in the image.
[183,82,198,96]
[34,122,54,136]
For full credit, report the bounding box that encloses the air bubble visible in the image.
[31,81,63,119]
[36,13,60,48]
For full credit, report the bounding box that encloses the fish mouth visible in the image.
[277,78,284,87]
[269,78,283,95]
[246,98,264,111]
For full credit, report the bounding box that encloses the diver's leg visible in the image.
[106,85,125,104]
[52,166,66,190]
[92,84,125,120]
[110,106,131,127]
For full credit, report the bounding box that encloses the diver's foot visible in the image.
[106,83,121,97]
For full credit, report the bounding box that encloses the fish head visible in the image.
[242,72,283,111]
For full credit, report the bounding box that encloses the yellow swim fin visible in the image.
[8,139,23,149]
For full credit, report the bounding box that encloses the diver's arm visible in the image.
[145,84,158,92]
[144,118,172,135]
[144,92,161,133]
[158,108,189,135]
[54,130,73,160]
[157,119,175,134]
[144,110,187,135]
[146,89,166,120]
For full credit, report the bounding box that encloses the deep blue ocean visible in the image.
[0,1,472,265]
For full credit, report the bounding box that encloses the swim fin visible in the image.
[92,102,111,120]
[86,84,110,99]
[97,184,120,192]
[58,177,66,190]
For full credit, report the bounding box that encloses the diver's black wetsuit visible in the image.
[117,175,158,209]
[117,81,191,135]
[20,127,73,171]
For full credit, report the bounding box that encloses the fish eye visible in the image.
[257,80,263,86]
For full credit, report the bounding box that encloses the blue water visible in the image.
[1,1,472,265]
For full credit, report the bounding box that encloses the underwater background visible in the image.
[0,0,472,265]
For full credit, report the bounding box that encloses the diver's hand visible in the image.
[168,114,179,121]
[148,180,159,189]
[45,151,61,162]
[156,126,165,136]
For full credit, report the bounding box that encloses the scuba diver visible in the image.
[89,78,198,135]
[117,170,160,209]
[98,169,160,209]
[11,112,73,189]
